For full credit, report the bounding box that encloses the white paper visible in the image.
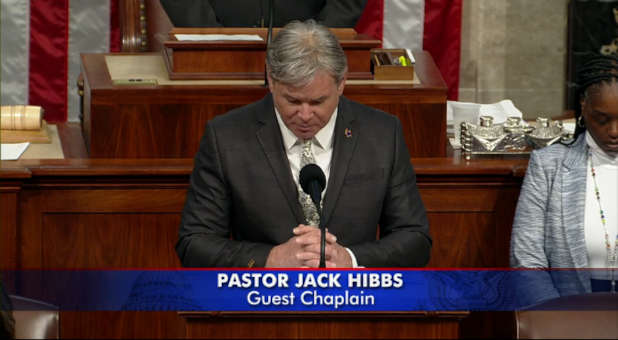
[174,34,264,41]
[478,99,523,124]
[1,142,30,160]
[405,49,415,64]
[562,122,576,134]
[447,99,523,125]
[447,101,480,148]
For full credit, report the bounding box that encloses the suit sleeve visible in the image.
[176,122,273,267]
[349,117,432,267]
[511,150,554,268]
[316,0,368,27]
[510,150,561,305]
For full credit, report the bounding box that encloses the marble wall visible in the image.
[458,0,569,119]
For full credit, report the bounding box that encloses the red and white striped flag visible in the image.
[0,0,120,123]
[1,0,460,123]
[356,0,462,100]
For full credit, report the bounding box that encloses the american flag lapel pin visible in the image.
[344,128,352,138]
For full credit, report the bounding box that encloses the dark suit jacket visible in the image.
[160,0,367,28]
[177,95,431,267]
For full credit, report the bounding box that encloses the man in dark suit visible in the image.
[176,20,430,268]
[160,0,367,28]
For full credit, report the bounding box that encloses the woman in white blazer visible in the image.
[510,54,618,305]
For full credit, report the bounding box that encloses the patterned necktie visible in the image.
[299,139,321,226]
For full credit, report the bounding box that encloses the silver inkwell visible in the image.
[461,116,570,159]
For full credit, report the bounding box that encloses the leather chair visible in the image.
[515,293,618,339]
[10,295,59,339]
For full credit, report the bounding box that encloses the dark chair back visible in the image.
[10,296,58,339]
[515,293,618,339]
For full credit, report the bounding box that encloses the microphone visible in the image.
[299,164,327,268]
[266,0,274,45]
[299,164,326,207]
[264,0,274,86]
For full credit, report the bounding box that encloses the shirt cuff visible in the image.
[345,247,362,268]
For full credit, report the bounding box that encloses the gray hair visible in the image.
[266,20,347,87]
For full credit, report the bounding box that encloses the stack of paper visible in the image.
[174,34,263,41]
[1,142,30,160]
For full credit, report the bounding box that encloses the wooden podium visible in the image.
[80,50,446,158]
[129,0,381,80]
[79,0,446,158]
[162,27,380,80]
[0,124,527,338]
[180,311,468,339]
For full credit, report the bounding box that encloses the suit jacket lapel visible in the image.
[560,136,589,287]
[322,97,358,228]
[255,95,305,224]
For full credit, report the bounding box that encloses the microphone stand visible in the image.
[300,164,327,268]
[264,0,274,86]
[316,204,325,268]
[308,182,326,268]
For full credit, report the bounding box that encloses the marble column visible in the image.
[458,0,569,119]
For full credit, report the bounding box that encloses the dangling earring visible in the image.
[577,116,585,128]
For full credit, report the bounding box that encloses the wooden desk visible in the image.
[1,155,526,270]
[181,311,468,339]
[1,124,527,269]
[0,124,526,338]
[80,51,447,158]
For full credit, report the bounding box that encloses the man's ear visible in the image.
[266,73,273,93]
[580,96,586,112]
[267,70,275,93]
[337,75,346,96]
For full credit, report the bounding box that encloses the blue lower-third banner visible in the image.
[2,269,616,311]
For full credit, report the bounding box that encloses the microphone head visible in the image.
[299,164,326,195]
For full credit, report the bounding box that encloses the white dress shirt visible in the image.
[275,107,337,196]
[274,107,360,267]
[584,132,618,279]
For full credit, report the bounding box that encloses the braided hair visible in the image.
[574,53,618,139]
